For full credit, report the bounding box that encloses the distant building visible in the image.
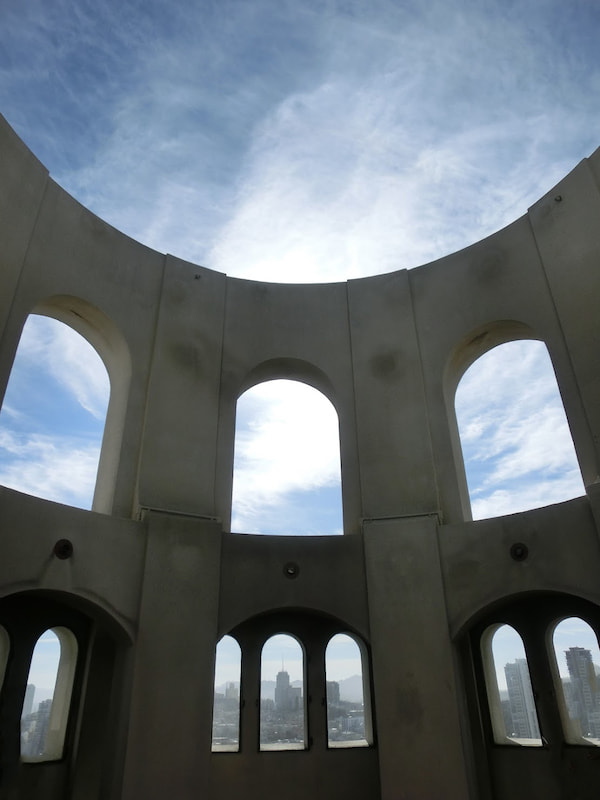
[21,698,52,758]
[225,682,238,700]
[327,681,340,705]
[564,647,600,737]
[274,670,301,712]
[504,659,540,739]
[22,684,35,718]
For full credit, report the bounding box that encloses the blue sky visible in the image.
[0,316,109,506]
[2,0,599,283]
[1,0,599,704]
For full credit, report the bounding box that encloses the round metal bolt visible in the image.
[554,195,562,202]
[54,539,74,560]
[283,562,299,579]
[510,542,528,562]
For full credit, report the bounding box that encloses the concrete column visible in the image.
[121,513,221,800]
[0,116,49,402]
[363,516,472,800]
[529,157,600,486]
[348,270,438,519]
[137,259,227,517]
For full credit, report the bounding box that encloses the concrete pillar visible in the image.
[348,270,438,518]
[137,259,226,517]
[529,157,600,486]
[363,516,472,800]
[0,116,49,350]
[121,513,221,799]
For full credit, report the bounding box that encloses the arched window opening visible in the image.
[551,617,600,745]
[21,627,78,762]
[325,633,372,748]
[260,634,306,750]
[212,635,241,752]
[231,379,343,535]
[0,625,9,689]
[481,624,542,746]
[0,314,110,510]
[455,340,584,520]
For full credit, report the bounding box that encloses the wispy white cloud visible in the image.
[205,2,600,282]
[470,474,584,520]
[0,316,107,509]
[4,0,597,284]
[231,381,341,533]
[0,429,100,508]
[456,341,585,519]
[18,316,109,421]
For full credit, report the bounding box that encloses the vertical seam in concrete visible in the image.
[132,252,169,517]
[526,206,597,480]
[0,170,51,414]
[344,279,364,533]
[406,270,443,520]
[432,518,479,799]
[213,275,229,519]
[0,169,50,344]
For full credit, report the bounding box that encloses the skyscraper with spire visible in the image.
[274,669,301,711]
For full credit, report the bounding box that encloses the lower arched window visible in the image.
[481,623,542,746]
[260,634,306,750]
[212,635,241,752]
[212,612,376,755]
[551,617,600,745]
[0,625,9,689]
[325,633,372,748]
[20,627,78,762]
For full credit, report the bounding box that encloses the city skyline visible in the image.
[213,663,368,751]
[491,618,600,693]
[491,641,600,745]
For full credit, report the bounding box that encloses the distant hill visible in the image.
[337,675,363,703]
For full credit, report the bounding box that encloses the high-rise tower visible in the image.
[504,659,540,740]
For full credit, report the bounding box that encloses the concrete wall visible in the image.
[1,113,600,798]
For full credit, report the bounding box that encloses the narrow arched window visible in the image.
[0,315,109,509]
[481,623,542,746]
[212,635,241,752]
[260,634,306,750]
[231,379,343,535]
[325,633,372,748]
[0,625,9,689]
[455,340,584,519]
[20,627,78,762]
[551,617,600,745]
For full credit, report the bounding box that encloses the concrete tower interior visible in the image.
[1,113,600,799]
